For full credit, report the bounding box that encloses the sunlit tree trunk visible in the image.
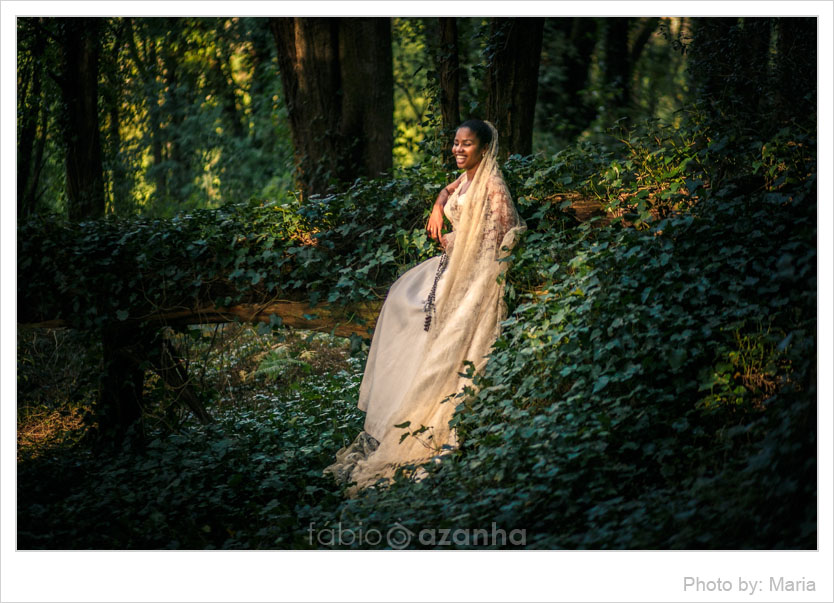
[17,18,48,218]
[58,17,105,220]
[211,21,245,139]
[101,18,132,215]
[125,19,168,200]
[270,17,345,196]
[485,17,544,158]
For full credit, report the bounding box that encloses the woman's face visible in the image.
[453,127,484,172]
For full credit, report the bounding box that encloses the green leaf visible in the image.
[592,376,610,394]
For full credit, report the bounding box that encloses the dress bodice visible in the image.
[442,186,466,230]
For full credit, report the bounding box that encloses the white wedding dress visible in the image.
[360,191,468,439]
[324,192,468,483]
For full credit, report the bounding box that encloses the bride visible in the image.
[324,119,526,492]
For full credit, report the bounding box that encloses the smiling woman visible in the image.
[452,119,493,175]
[324,119,526,492]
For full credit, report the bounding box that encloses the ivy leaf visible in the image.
[592,376,610,394]
[776,332,793,352]
[669,348,687,370]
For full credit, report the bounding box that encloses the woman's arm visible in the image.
[426,174,465,243]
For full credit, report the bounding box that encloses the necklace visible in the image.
[423,252,449,332]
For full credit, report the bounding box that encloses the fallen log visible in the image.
[21,299,385,339]
[154,299,384,338]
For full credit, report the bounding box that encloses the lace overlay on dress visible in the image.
[323,431,379,486]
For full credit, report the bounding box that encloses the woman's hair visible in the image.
[457,119,493,147]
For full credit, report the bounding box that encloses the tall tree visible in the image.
[159,17,197,203]
[436,18,461,133]
[601,17,660,121]
[433,18,461,169]
[124,18,168,200]
[56,18,106,220]
[688,18,784,135]
[737,18,773,121]
[100,18,132,215]
[603,18,631,113]
[774,17,816,127]
[484,18,544,158]
[561,18,599,136]
[270,17,393,197]
[535,18,599,142]
[338,18,394,181]
[17,18,50,218]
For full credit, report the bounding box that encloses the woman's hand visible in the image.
[426,176,463,244]
[426,204,445,243]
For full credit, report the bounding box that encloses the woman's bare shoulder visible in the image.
[445,173,466,194]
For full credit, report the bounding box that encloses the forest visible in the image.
[16,16,816,550]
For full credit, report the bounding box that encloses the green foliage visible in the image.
[17,109,815,549]
[18,337,365,549]
[392,18,433,167]
[19,150,582,333]
[16,17,295,219]
[17,171,423,329]
[322,119,815,549]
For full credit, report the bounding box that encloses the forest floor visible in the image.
[17,324,365,549]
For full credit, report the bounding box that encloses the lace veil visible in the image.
[349,121,527,489]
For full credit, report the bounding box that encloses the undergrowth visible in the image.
[17,118,816,549]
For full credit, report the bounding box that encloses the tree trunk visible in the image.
[603,17,631,117]
[484,17,544,158]
[630,17,660,72]
[102,19,131,215]
[436,18,461,169]
[338,18,394,180]
[437,18,461,132]
[738,18,773,119]
[270,17,344,196]
[455,18,479,118]
[212,23,246,139]
[17,19,48,218]
[59,18,105,220]
[270,17,393,196]
[688,18,740,111]
[97,325,213,446]
[247,18,274,115]
[98,324,148,443]
[160,21,193,201]
[774,17,816,127]
[537,18,599,141]
[27,103,49,213]
[126,19,168,201]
